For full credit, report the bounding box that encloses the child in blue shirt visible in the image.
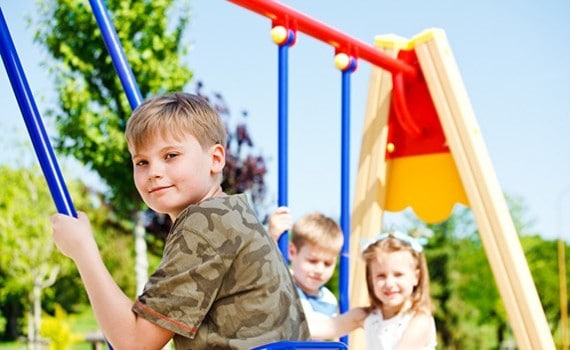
[269,207,367,339]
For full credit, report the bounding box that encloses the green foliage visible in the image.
[0,165,71,340]
[420,206,502,349]
[33,0,193,216]
[521,235,565,340]
[40,304,82,350]
[0,165,135,340]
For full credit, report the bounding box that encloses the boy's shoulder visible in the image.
[177,193,253,221]
[171,193,266,242]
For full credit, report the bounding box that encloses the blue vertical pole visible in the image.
[276,41,290,263]
[0,8,76,217]
[339,65,353,345]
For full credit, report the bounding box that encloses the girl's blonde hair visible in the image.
[125,92,227,153]
[362,236,432,314]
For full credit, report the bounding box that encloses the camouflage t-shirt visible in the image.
[132,194,310,349]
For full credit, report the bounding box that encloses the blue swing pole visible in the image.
[0,8,76,217]
[337,54,356,345]
[272,26,296,263]
[86,1,147,349]
[88,0,142,109]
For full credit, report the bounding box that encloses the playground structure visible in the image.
[0,0,557,349]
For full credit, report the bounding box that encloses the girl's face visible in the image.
[369,250,419,319]
[289,243,338,296]
[131,133,224,220]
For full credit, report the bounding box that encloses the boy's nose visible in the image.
[314,262,325,274]
[147,162,164,179]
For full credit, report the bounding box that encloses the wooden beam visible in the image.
[414,28,555,350]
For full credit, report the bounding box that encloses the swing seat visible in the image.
[251,340,348,349]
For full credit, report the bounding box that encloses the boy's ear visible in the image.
[288,243,298,259]
[210,143,225,174]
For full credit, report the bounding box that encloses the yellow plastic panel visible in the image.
[384,152,468,223]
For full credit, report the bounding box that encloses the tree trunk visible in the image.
[135,211,149,295]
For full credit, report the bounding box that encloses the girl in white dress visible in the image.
[361,231,437,350]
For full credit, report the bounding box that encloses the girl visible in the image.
[361,231,437,350]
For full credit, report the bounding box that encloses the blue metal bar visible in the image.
[339,68,352,345]
[276,42,290,263]
[87,2,142,348]
[0,8,76,217]
[88,0,142,109]
[251,340,347,349]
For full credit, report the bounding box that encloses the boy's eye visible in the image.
[135,160,148,166]
[165,153,179,160]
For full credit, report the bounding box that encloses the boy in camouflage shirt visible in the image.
[51,92,309,349]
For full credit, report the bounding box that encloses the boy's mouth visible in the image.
[149,185,173,193]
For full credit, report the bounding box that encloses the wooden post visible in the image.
[351,28,555,349]
[413,28,555,350]
[348,35,408,350]
[559,238,568,350]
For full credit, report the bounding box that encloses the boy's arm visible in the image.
[52,212,174,349]
[308,307,368,340]
[394,312,436,350]
[267,206,293,241]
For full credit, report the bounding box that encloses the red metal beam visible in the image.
[227,0,416,76]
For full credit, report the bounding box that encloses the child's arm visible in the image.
[394,311,436,350]
[51,212,174,349]
[267,206,293,241]
[309,307,368,340]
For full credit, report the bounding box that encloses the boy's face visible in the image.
[130,133,224,220]
[289,242,338,296]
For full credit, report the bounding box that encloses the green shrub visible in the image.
[40,305,82,350]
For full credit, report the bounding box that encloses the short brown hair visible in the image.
[290,212,343,254]
[125,92,227,153]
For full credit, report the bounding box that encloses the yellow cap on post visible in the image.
[271,26,288,45]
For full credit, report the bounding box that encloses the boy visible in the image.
[268,207,366,339]
[51,92,309,349]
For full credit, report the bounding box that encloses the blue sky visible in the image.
[1,0,569,240]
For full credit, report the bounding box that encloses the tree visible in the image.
[0,164,135,342]
[510,193,565,345]
[419,206,503,349]
[0,165,64,345]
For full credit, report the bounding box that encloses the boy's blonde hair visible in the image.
[363,237,432,314]
[290,212,343,254]
[125,92,227,153]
